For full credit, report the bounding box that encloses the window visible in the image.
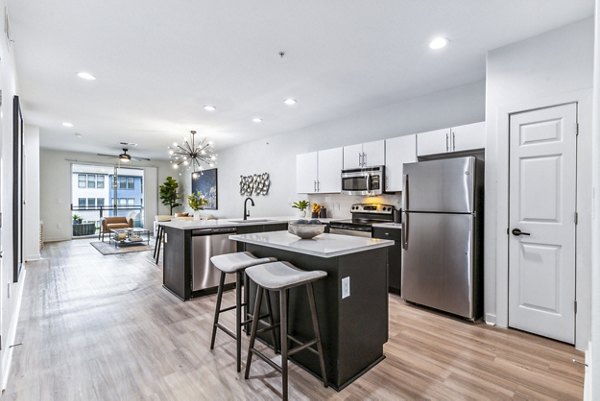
[87,175,96,188]
[127,198,134,206]
[117,176,136,189]
[118,198,127,206]
[78,198,86,208]
[97,176,105,188]
[87,198,96,208]
[128,177,135,189]
[97,198,105,207]
[78,174,86,188]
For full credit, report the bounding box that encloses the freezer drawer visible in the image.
[403,156,477,213]
[401,212,476,319]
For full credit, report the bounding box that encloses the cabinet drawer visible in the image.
[372,227,401,241]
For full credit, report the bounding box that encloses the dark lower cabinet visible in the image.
[372,227,402,294]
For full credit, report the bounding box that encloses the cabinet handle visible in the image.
[452,130,456,151]
[363,152,367,167]
[313,180,317,193]
[317,180,320,192]
[358,153,362,167]
[445,133,449,152]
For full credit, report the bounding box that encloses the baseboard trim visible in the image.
[1,268,27,391]
[485,313,497,326]
[24,254,41,262]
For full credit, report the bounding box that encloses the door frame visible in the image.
[490,89,592,350]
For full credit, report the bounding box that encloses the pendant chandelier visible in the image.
[168,130,216,173]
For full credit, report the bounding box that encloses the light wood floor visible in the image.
[2,239,584,400]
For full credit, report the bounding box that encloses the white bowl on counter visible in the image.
[288,220,326,239]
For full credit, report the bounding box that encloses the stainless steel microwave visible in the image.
[341,166,385,196]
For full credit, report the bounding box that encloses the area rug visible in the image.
[90,241,154,255]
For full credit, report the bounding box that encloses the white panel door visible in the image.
[451,121,485,152]
[295,152,318,194]
[362,140,385,167]
[385,134,416,192]
[317,147,343,193]
[343,143,363,169]
[508,103,577,344]
[416,128,451,156]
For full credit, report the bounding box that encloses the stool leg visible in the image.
[210,272,227,350]
[280,288,288,401]
[155,226,163,264]
[153,226,160,260]
[245,286,263,379]
[235,271,243,372]
[265,291,279,354]
[307,282,328,387]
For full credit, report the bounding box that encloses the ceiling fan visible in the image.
[97,146,151,162]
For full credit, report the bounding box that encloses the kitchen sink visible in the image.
[230,219,275,224]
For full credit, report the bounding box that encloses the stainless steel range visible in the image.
[329,203,396,237]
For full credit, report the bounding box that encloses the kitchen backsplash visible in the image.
[308,193,402,219]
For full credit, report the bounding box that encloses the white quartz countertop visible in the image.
[372,222,402,229]
[230,231,394,258]
[159,216,336,230]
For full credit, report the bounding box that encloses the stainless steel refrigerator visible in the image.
[401,156,483,320]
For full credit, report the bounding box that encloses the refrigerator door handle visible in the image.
[402,174,409,249]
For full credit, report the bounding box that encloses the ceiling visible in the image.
[8,0,594,160]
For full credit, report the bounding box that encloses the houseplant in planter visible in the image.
[159,176,182,215]
[292,200,309,218]
[72,214,95,236]
[188,191,209,220]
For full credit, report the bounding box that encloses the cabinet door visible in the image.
[343,143,363,169]
[362,140,385,166]
[451,121,485,152]
[385,134,416,191]
[416,128,451,156]
[317,147,343,193]
[295,152,318,193]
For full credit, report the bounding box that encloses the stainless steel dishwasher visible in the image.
[191,227,237,292]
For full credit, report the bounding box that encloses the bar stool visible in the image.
[245,261,328,401]
[153,224,164,264]
[209,252,277,372]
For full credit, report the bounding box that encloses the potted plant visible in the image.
[72,214,83,224]
[188,191,209,220]
[292,200,309,218]
[159,176,182,215]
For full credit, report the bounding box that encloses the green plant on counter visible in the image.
[159,176,182,214]
[188,191,209,211]
[292,200,309,211]
[72,214,83,224]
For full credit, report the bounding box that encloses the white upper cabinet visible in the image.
[416,128,451,156]
[385,134,417,192]
[296,147,343,194]
[296,151,318,194]
[451,121,485,152]
[362,140,385,167]
[343,140,385,169]
[417,122,485,156]
[317,147,343,193]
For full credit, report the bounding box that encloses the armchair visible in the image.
[100,216,133,241]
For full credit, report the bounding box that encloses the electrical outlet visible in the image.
[341,276,350,299]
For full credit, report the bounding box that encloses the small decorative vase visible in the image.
[295,209,306,219]
[311,212,319,218]
[193,211,202,221]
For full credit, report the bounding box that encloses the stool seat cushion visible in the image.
[210,252,276,273]
[245,261,327,290]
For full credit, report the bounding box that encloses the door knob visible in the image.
[511,228,531,236]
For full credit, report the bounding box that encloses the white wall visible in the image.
[39,149,172,242]
[200,80,485,219]
[0,0,27,389]
[485,17,594,349]
[23,124,40,260]
[589,1,599,399]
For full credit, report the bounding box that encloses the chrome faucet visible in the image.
[244,197,255,220]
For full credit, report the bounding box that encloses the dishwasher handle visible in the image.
[191,227,237,236]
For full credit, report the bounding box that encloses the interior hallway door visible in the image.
[508,103,577,344]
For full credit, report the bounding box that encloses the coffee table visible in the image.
[110,228,150,248]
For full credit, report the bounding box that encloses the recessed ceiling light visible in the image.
[252,117,263,123]
[429,37,449,50]
[74,133,82,138]
[62,122,74,127]
[77,72,96,80]
[203,105,216,112]
[284,98,297,106]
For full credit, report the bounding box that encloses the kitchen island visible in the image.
[231,231,394,390]
[160,218,290,300]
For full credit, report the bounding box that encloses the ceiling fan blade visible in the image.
[132,156,151,161]
[97,153,117,158]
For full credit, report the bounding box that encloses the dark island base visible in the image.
[242,243,389,390]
